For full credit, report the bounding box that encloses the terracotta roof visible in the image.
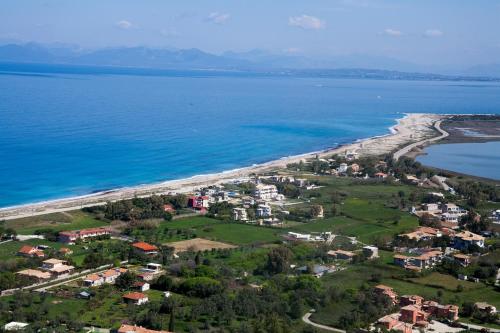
[123,292,147,301]
[17,269,51,279]
[416,250,442,260]
[394,254,408,259]
[102,269,120,278]
[43,258,66,265]
[453,253,470,259]
[18,245,44,257]
[59,227,111,237]
[48,264,74,273]
[455,231,484,241]
[84,274,102,282]
[18,245,36,254]
[132,242,158,252]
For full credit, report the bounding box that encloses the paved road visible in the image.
[393,120,449,160]
[302,312,346,333]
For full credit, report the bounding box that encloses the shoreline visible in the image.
[0,113,444,220]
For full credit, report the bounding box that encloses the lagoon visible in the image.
[417,141,500,180]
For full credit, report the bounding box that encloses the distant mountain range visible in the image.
[0,42,499,79]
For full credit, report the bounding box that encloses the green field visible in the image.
[155,216,282,245]
[5,211,108,234]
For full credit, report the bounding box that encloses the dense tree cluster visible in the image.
[84,194,187,221]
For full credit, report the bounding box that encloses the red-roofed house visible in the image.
[377,314,413,333]
[423,301,459,321]
[188,196,209,210]
[133,281,150,292]
[83,273,104,287]
[58,227,111,244]
[123,292,149,305]
[400,295,424,307]
[132,242,158,255]
[400,305,428,324]
[17,245,45,258]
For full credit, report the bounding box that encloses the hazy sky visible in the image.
[1,0,499,67]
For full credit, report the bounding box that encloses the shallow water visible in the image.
[417,141,500,180]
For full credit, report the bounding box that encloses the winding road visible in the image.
[393,120,449,160]
[302,312,346,333]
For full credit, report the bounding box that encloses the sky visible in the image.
[1,0,499,68]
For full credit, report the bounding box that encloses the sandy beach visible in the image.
[0,113,445,220]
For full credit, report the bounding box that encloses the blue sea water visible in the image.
[417,142,500,180]
[1,64,500,207]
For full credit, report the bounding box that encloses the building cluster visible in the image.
[395,225,485,271]
[83,267,127,287]
[230,176,319,226]
[393,249,443,271]
[399,226,485,250]
[285,231,332,242]
[374,285,459,333]
[413,202,469,228]
[58,227,111,244]
[17,258,75,281]
[405,175,456,195]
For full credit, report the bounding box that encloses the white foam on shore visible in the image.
[0,113,419,216]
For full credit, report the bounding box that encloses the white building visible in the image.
[232,208,249,221]
[253,184,278,200]
[287,232,311,241]
[362,246,379,259]
[256,204,272,217]
[441,203,463,214]
[491,209,500,224]
[4,322,29,331]
[422,203,440,213]
[338,163,348,173]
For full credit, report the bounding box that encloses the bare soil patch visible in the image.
[165,238,237,253]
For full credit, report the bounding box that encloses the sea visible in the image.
[1,63,500,207]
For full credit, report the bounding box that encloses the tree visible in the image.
[115,271,136,290]
[152,274,173,291]
[168,307,175,332]
[419,213,440,228]
[310,205,323,218]
[266,247,293,274]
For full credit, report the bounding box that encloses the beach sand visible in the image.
[0,113,444,220]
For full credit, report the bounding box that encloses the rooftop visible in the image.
[132,242,158,252]
[123,292,148,301]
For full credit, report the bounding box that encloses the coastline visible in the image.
[0,113,444,220]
